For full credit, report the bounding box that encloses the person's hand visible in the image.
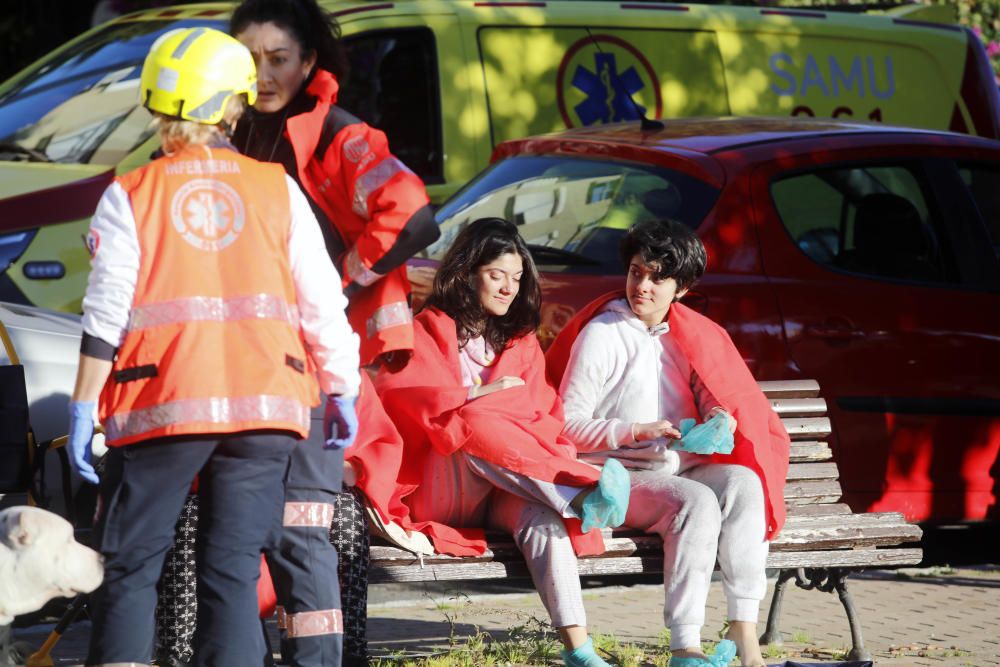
[324,394,358,449]
[67,401,99,484]
[630,420,681,443]
[469,375,525,399]
[708,406,737,434]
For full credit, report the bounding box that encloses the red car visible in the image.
[418,117,1000,525]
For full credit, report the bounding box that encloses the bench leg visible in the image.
[833,571,872,662]
[759,568,796,646]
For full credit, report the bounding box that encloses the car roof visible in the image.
[504,116,992,154]
[494,116,997,187]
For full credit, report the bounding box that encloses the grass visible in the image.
[791,629,811,643]
[370,627,740,666]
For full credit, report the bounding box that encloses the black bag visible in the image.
[0,364,30,493]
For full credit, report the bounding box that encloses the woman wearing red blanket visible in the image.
[374,217,628,667]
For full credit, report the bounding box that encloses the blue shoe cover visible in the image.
[673,413,735,455]
[580,458,630,532]
[668,639,738,667]
[562,637,611,667]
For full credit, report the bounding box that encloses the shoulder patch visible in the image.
[343,135,371,164]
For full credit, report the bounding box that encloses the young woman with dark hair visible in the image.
[374,218,630,667]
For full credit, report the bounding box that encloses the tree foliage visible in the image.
[928,0,1000,82]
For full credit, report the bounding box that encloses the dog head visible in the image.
[0,506,104,624]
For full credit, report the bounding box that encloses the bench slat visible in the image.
[369,547,925,583]
[789,441,833,462]
[370,513,921,568]
[759,380,821,399]
[786,462,838,482]
[785,502,851,517]
[780,417,832,440]
[783,479,842,504]
[766,547,923,569]
[770,398,827,417]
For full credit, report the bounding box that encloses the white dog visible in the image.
[0,506,103,624]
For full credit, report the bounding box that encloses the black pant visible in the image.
[88,431,296,667]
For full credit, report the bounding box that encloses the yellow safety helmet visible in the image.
[140,27,257,125]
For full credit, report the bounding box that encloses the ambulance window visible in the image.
[957,164,1000,263]
[771,164,959,285]
[340,28,442,184]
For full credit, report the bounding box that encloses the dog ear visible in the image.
[9,508,38,548]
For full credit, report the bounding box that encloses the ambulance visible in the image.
[0,0,997,313]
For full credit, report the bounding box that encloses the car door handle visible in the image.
[803,319,864,340]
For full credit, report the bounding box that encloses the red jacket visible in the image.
[368,307,607,556]
[284,70,432,366]
[546,292,791,539]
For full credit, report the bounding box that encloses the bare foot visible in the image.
[726,621,767,667]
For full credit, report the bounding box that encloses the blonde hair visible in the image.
[155,95,247,154]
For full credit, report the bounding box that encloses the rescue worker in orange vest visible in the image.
[65,28,361,667]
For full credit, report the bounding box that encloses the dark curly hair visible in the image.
[619,219,706,291]
[425,218,541,352]
[230,0,348,80]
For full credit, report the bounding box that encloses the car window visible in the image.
[770,164,959,284]
[957,164,1000,263]
[0,19,224,165]
[433,155,719,273]
[339,28,443,185]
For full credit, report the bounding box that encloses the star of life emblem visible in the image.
[170,179,245,251]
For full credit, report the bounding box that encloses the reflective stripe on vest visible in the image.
[127,293,299,332]
[366,300,412,340]
[104,394,310,443]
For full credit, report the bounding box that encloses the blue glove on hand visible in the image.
[68,401,99,484]
[324,394,358,449]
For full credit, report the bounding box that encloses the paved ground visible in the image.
[8,565,998,665]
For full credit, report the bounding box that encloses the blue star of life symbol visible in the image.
[572,52,646,125]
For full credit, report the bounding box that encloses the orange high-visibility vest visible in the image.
[100,144,319,446]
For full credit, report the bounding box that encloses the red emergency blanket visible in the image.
[369,306,606,556]
[545,292,790,539]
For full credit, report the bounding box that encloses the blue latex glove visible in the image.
[672,412,735,455]
[67,401,99,484]
[580,458,630,532]
[324,394,358,449]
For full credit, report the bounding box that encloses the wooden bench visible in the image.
[366,379,923,661]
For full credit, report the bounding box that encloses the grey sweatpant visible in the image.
[630,460,769,650]
[406,450,590,628]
